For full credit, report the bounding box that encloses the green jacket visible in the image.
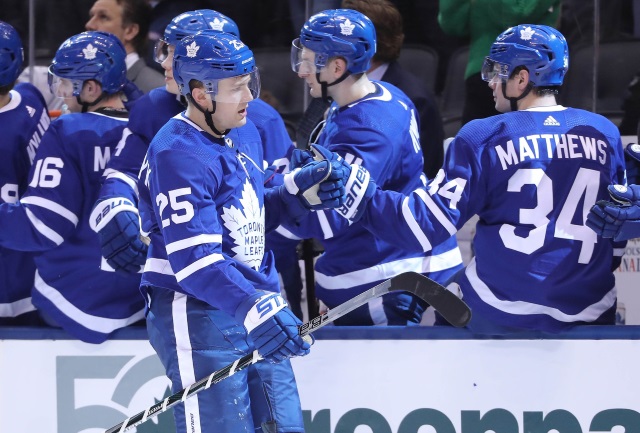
[438,0,560,79]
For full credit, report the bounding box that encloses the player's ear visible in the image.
[191,86,209,106]
[82,79,102,98]
[518,69,530,88]
[332,57,347,76]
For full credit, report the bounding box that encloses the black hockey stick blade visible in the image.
[105,271,470,432]
[392,272,471,328]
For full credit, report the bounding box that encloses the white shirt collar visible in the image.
[367,62,389,81]
[125,52,140,70]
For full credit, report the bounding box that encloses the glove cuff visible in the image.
[90,197,139,232]
[235,292,288,333]
[335,164,373,221]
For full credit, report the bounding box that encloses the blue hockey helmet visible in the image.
[292,8,376,74]
[48,31,127,97]
[173,30,260,100]
[155,9,240,63]
[481,24,569,87]
[0,21,23,87]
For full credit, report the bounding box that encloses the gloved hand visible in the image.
[89,197,148,274]
[280,145,347,220]
[624,143,640,185]
[586,184,640,241]
[235,292,313,363]
[332,160,377,224]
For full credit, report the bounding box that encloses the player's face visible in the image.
[160,45,179,94]
[211,74,255,129]
[86,0,127,45]
[488,74,517,113]
[297,47,324,98]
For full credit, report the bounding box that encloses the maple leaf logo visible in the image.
[520,26,535,41]
[340,19,355,36]
[220,179,265,270]
[83,44,98,60]
[186,41,199,58]
[210,17,225,31]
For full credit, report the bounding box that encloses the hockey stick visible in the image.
[105,271,470,433]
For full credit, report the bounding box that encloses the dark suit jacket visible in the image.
[127,58,166,94]
[382,61,445,179]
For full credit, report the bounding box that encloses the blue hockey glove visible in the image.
[624,143,640,185]
[90,197,148,274]
[332,161,377,224]
[235,292,313,363]
[586,184,640,241]
[280,145,347,219]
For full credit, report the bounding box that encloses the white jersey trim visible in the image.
[33,270,145,333]
[466,257,617,322]
[144,258,175,275]
[315,247,463,290]
[171,291,203,432]
[0,297,36,317]
[274,225,302,240]
[414,188,457,235]
[166,234,222,255]
[25,208,64,245]
[103,169,139,195]
[175,253,224,282]
[21,196,79,225]
[402,195,432,251]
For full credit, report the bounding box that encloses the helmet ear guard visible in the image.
[482,24,568,87]
[48,31,127,96]
[294,9,376,75]
[172,30,260,101]
[155,9,239,64]
[0,20,24,87]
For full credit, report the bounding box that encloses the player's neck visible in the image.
[332,74,375,107]
[518,93,558,110]
[0,92,10,109]
[185,106,225,138]
[88,95,125,113]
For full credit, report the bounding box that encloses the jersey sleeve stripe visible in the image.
[143,258,175,275]
[402,195,432,251]
[414,188,457,235]
[103,169,140,195]
[317,210,335,239]
[25,208,64,245]
[21,196,79,225]
[175,253,224,282]
[166,234,222,255]
[274,225,302,240]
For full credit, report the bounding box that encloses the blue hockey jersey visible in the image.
[360,106,627,332]
[0,108,145,342]
[139,114,292,315]
[0,83,50,321]
[280,81,463,313]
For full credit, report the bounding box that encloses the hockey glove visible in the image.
[280,145,347,220]
[624,143,640,185]
[90,197,148,274]
[235,292,313,363]
[587,184,640,241]
[332,161,377,224]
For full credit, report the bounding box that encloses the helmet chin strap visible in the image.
[77,92,106,113]
[316,70,350,102]
[187,94,230,136]
[501,81,533,112]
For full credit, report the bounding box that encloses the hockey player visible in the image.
[0,31,144,342]
[0,21,50,325]
[326,24,627,333]
[284,9,463,325]
[138,30,343,433]
[92,10,303,314]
